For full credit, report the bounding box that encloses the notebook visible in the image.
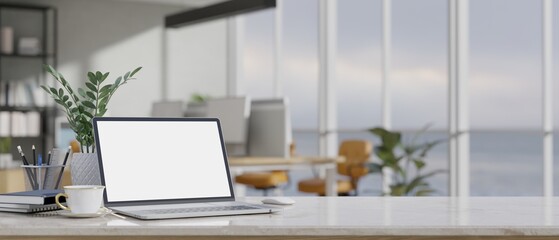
[0,189,63,205]
[0,203,59,213]
[92,117,279,220]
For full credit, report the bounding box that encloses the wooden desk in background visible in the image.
[228,156,342,196]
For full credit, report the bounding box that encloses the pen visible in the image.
[17,146,38,189]
[55,146,71,189]
[37,154,43,189]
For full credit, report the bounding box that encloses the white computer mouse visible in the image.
[261,197,296,205]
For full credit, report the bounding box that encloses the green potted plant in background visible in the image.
[42,65,141,185]
[368,126,446,196]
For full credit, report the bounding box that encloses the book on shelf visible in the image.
[0,111,9,136]
[0,189,63,205]
[0,203,60,213]
[0,80,46,107]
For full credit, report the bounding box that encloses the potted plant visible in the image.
[42,65,141,185]
[368,127,446,196]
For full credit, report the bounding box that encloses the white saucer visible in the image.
[59,208,111,218]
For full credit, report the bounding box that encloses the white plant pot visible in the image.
[70,153,101,186]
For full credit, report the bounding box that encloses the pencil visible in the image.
[32,145,36,166]
[46,151,52,165]
[31,145,37,189]
[17,146,38,190]
[55,146,71,189]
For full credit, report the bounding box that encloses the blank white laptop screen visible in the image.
[95,120,232,202]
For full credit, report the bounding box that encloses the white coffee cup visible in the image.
[55,185,105,214]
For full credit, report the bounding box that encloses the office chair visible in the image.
[298,140,373,196]
[234,170,289,196]
[234,143,295,196]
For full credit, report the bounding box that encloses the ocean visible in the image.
[244,131,559,196]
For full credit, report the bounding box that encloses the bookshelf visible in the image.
[0,3,57,159]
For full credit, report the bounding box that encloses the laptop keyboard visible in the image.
[139,205,260,214]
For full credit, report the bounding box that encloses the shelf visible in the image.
[0,106,53,112]
[0,3,54,11]
[0,54,55,59]
[0,3,58,160]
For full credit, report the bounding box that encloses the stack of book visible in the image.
[0,189,64,213]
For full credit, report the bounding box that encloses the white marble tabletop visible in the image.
[1,197,559,237]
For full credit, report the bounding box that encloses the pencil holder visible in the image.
[22,164,66,190]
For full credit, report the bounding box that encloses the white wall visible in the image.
[0,0,228,116]
[167,20,228,102]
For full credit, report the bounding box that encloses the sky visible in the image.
[242,0,559,131]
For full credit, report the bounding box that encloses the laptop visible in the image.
[92,117,279,220]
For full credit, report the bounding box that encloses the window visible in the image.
[283,0,320,155]
[243,9,276,98]
[470,0,542,195]
[392,0,449,195]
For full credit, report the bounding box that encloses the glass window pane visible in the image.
[391,0,448,130]
[283,0,319,131]
[471,132,543,196]
[470,0,542,196]
[337,0,382,130]
[243,9,275,98]
[283,0,319,157]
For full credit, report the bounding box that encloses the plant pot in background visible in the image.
[70,153,101,185]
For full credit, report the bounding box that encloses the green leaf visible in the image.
[413,159,426,170]
[58,88,64,97]
[123,71,130,80]
[415,189,435,196]
[60,77,68,87]
[82,111,94,119]
[70,107,79,113]
[101,72,109,82]
[67,101,73,107]
[114,76,122,86]
[45,65,58,78]
[58,73,67,82]
[87,72,97,84]
[97,108,108,116]
[82,101,96,109]
[62,95,69,102]
[369,127,401,150]
[405,170,446,194]
[78,88,87,98]
[375,146,397,164]
[86,91,96,100]
[85,82,97,92]
[54,99,64,105]
[40,86,50,93]
[99,84,113,93]
[49,87,57,95]
[366,162,383,173]
[390,184,407,196]
[95,71,103,81]
[130,67,142,77]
